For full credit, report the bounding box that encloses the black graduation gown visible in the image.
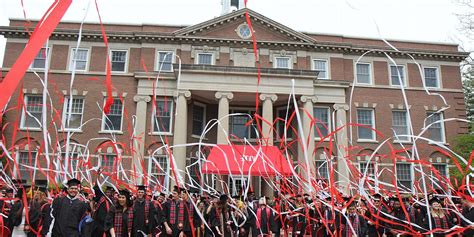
[367,206,388,237]
[462,206,474,237]
[51,196,90,237]
[131,198,155,237]
[207,206,232,237]
[6,201,23,232]
[290,204,307,237]
[163,200,194,236]
[152,201,165,235]
[92,186,114,237]
[342,214,368,237]
[27,200,52,237]
[385,209,407,237]
[251,206,275,236]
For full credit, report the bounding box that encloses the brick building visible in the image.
[0,4,468,196]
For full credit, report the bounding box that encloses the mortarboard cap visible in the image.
[66,178,81,187]
[137,185,147,191]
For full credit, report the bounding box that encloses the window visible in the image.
[276,107,294,139]
[357,109,375,141]
[392,111,410,142]
[17,151,37,181]
[396,163,413,191]
[274,57,291,69]
[61,151,80,176]
[197,53,213,65]
[315,160,329,180]
[62,97,84,130]
[432,164,447,187]
[314,107,330,139]
[229,176,248,196]
[101,154,116,173]
[157,51,173,71]
[229,110,257,139]
[21,95,43,129]
[390,65,405,86]
[152,98,173,134]
[69,48,89,71]
[31,47,49,69]
[187,156,202,193]
[359,161,375,177]
[192,104,205,136]
[102,98,123,132]
[149,155,169,189]
[424,67,439,88]
[110,50,127,72]
[426,112,445,143]
[313,59,328,79]
[356,63,372,84]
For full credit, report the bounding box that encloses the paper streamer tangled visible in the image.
[0,0,473,236]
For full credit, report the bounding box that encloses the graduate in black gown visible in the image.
[24,182,52,237]
[111,189,134,237]
[132,185,155,237]
[251,197,275,237]
[92,184,115,237]
[51,178,90,237]
[163,186,195,237]
[152,193,166,236]
[6,182,26,234]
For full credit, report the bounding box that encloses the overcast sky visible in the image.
[0,0,472,66]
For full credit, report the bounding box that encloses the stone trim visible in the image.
[191,45,220,60]
[259,94,278,102]
[215,91,234,101]
[269,49,297,64]
[101,92,128,97]
[389,104,412,110]
[354,102,377,108]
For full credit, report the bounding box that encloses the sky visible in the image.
[0,0,472,67]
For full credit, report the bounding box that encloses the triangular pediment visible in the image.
[174,8,315,44]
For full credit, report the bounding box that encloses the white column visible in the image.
[298,95,317,191]
[133,95,151,184]
[333,103,350,194]
[215,92,234,144]
[259,94,278,146]
[259,94,277,198]
[172,90,191,187]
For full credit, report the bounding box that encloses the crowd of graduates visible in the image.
[0,176,473,237]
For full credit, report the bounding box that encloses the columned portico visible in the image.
[333,103,350,194]
[133,95,151,184]
[259,93,278,145]
[298,95,317,191]
[215,92,234,144]
[172,90,191,186]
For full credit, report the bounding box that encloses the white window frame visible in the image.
[356,108,376,141]
[30,47,50,70]
[423,66,440,89]
[20,95,43,130]
[396,162,414,192]
[312,58,329,79]
[431,163,448,188]
[273,56,292,69]
[109,49,128,73]
[68,48,90,72]
[228,175,248,196]
[229,108,258,140]
[392,110,411,142]
[315,160,329,180]
[15,150,38,181]
[389,64,407,87]
[148,154,170,191]
[192,102,206,137]
[314,106,331,141]
[196,53,214,65]
[100,153,118,176]
[61,96,85,131]
[101,98,124,133]
[355,62,373,85]
[156,51,174,72]
[151,97,174,135]
[426,112,446,143]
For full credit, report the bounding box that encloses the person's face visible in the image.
[158,195,164,203]
[198,202,205,210]
[6,192,13,198]
[348,206,357,215]
[180,192,188,200]
[105,189,113,197]
[394,201,401,209]
[33,191,44,201]
[171,191,179,200]
[67,185,79,197]
[118,195,127,207]
[373,199,381,206]
[297,196,303,202]
[432,202,441,210]
[137,190,145,199]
